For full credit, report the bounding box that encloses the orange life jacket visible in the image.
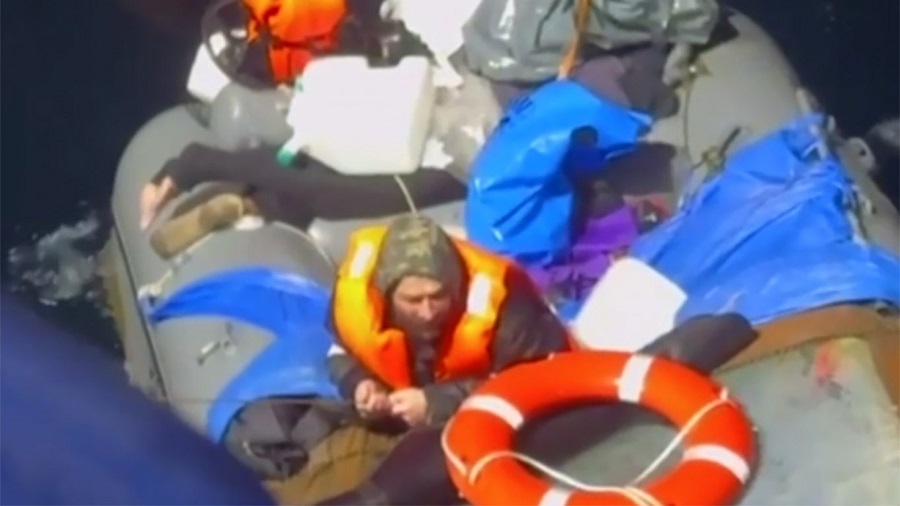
[242,0,347,84]
[332,226,513,389]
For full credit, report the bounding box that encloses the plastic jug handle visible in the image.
[278,78,308,168]
[277,135,305,167]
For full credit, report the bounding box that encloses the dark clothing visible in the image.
[152,144,466,229]
[223,398,356,480]
[327,216,571,426]
[489,45,676,119]
[264,425,405,505]
[314,427,458,506]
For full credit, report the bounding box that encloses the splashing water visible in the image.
[7,211,110,309]
[868,117,900,151]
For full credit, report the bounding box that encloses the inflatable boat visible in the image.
[102,8,900,505]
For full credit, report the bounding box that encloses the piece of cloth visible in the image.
[152,144,465,228]
[224,398,354,480]
[0,291,275,506]
[461,0,718,84]
[265,424,405,505]
[491,46,676,119]
[530,204,641,320]
[313,426,459,506]
[327,221,571,425]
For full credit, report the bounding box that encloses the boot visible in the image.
[149,193,257,259]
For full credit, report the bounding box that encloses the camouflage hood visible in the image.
[373,215,465,298]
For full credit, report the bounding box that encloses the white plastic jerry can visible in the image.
[278,55,436,175]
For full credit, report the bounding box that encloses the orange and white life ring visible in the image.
[441,351,756,506]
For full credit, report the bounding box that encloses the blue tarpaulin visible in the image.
[145,267,340,442]
[630,114,900,325]
[465,80,651,267]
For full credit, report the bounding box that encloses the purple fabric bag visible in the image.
[528,205,640,318]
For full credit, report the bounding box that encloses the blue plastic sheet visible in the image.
[465,80,651,266]
[146,267,340,442]
[0,290,274,505]
[630,114,900,325]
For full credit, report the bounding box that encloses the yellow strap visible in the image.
[557,0,593,79]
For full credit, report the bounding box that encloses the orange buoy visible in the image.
[442,351,756,506]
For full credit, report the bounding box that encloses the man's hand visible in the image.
[354,379,391,419]
[139,176,179,230]
[389,388,428,427]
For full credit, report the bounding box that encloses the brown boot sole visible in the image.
[150,193,250,259]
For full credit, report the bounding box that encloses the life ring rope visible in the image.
[441,352,756,506]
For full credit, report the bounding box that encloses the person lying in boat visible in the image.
[138,144,465,258]
[265,214,572,504]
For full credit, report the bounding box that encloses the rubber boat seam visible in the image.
[112,223,169,399]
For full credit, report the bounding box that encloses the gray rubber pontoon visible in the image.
[105,10,899,504]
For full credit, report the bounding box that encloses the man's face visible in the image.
[389,275,455,341]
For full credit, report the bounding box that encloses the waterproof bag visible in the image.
[464,0,651,266]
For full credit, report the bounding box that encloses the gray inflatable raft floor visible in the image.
[537,338,900,505]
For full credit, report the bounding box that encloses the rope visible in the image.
[680,65,700,165]
[137,265,177,300]
[137,219,224,299]
[393,174,419,215]
[557,0,594,79]
[445,390,734,506]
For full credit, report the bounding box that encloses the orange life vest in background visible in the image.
[332,226,513,389]
[243,0,347,83]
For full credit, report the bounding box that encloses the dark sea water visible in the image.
[1,0,897,355]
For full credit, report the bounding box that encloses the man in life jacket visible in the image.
[263,215,570,505]
[327,214,572,428]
